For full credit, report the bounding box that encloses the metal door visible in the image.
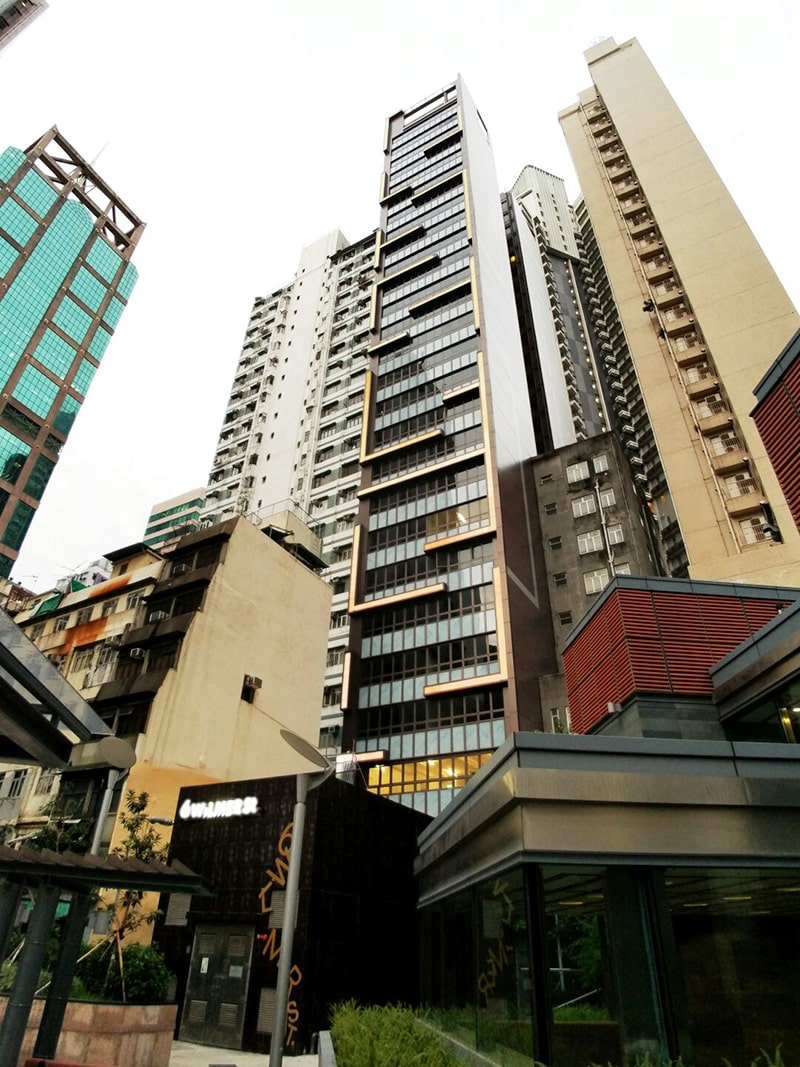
[179,924,254,1048]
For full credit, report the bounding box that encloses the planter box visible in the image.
[0,997,177,1067]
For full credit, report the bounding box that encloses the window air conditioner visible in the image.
[148,610,169,623]
[129,648,146,660]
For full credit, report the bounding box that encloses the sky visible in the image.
[2,0,798,592]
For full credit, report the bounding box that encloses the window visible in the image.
[584,568,609,594]
[48,653,67,672]
[578,529,603,554]
[615,563,632,575]
[553,572,567,588]
[323,685,342,707]
[544,502,557,516]
[101,599,117,617]
[739,517,767,544]
[70,645,96,672]
[75,606,92,625]
[599,487,616,509]
[330,611,348,629]
[30,622,45,639]
[724,472,757,498]
[54,616,68,632]
[126,592,143,609]
[35,769,58,795]
[558,611,573,626]
[539,473,553,485]
[327,646,346,667]
[572,494,596,518]
[8,770,27,798]
[548,536,562,550]
[566,461,590,484]
[593,454,609,474]
[607,524,625,545]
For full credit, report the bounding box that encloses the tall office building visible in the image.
[559,37,800,585]
[0,127,143,577]
[0,0,46,51]
[343,78,556,814]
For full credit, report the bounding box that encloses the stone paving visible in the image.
[169,1039,318,1067]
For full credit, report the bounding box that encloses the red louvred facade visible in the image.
[563,586,792,734]
[753,354,800,534]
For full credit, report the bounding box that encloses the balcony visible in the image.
[643,257,673,283]
[710,447,748,475]
[619,195,645,217]
[725,485,761,517]
[685,375,719,400]
[654,284,682,308]
[674,341,707,367]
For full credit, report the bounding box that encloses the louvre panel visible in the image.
[619,590,659,637]
[227,934,248,957]
[628,638,671,691]
[269,890,286,927]
[754,382,800,530]
[188,1000,207,1024]
[218,1002,239,1027]
[164,893,191,927]
[564,586,794,732]
[256,987,277,1034]
[197,933,216,955]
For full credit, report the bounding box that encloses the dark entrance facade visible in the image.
[158,773,428,1055]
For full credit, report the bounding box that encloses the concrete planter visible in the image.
[0,996,177,1067]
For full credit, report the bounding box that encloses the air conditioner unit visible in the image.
[244,675,263,689]
[173,563,191,576]
[129,648,146,660]
[104,635,121,648]
[148,610,169,623]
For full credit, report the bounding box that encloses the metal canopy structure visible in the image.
[0,608,111,765]
[0,846,212,1064]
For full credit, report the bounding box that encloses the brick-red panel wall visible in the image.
[564,588,791,734]
[753,363,800,532]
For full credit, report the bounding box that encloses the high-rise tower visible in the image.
[0,127,143,577]
[559,37,800,585]
[343,78,555,815]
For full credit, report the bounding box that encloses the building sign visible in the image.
[179,796,258,821]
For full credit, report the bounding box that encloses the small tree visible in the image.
[24,797,92,854]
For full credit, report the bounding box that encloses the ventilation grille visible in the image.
[198,933,216,955]
[165,893,191,927]
[256,987,277,1034]
[188,999,207,1024]
[218,1002,239,1028]
[227,934,248,957]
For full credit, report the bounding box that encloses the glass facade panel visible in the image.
[0,428,31,484]
[102,295,125,329]
[32,329,78,379]
[0,148,26,182]
[54,394,80,435]
[88,325,112,360]
[86,237,123,282]
[12,365,60,419]
[117,262,138,299]
[72,358,97,397]
[0,236,18,277]
[53,295,93,345]
[23,454,54,501]
[15,169,59,216]
[70,265,107,312]
[2,499,34,549]
[0,197,37,244]
[0,200,93,391]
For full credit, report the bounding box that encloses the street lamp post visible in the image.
[268,729,333,1067]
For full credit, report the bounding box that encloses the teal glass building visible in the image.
[0,127,143,577]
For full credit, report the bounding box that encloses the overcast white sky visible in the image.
[2,0,798,591]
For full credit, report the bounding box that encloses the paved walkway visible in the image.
[170,1040,318,1066]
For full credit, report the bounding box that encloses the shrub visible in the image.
[76,941,173,1003]
[330,1001,462,1067]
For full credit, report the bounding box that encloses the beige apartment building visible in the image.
[559,37,800,585]
[9,515,330,856]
